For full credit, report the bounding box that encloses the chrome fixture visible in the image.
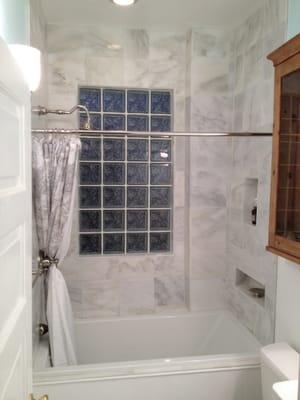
[249,287,265,298]
[31,128,272,138]
[32,252,59,287]
[32,105,91,130]
[38,323,49,337]
[111,0,138,6]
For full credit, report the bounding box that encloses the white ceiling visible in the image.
[41,0,262,29]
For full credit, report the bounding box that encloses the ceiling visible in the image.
[41,0,262,29]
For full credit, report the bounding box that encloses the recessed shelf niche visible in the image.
[243,178,258,226]
[236,269,265,307]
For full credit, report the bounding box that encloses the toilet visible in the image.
[261,343,299,399]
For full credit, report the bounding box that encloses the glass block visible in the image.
[103,187,125,208]
[103,114,125,131]
[103,210,125,231]
[103,89,125,113]
[79,88,101,112]
[151,116,171,132]
[80,210,101,232]
[150,164,172,185]
[127,90,149,113]
[80,234,101,255]
[151,91,171,114]
[80,163,101,185]
[127,115,149,132]
[150,232,170,252]
[150,187,171,208]
[127,187,148,208]
[127,139,148,161]
[127,233,148,253]
[103,138,125,161]
[80,114,102,130]
[150,210,171,230]
[103,163,125,185]
[103,233,125,254]
[80,138,101,161]
[127,210,148,231]
[151,140,171,161]
[80,187,101,208]
[127,164,148,185]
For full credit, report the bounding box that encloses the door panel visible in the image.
[0,37,31,400]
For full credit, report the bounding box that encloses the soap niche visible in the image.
[236,269,265,307]
[243,178,258,226]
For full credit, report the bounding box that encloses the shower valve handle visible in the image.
[29,394,49,400]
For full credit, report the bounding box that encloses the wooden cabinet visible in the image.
[267,34,300,264]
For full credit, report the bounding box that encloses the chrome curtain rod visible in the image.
[31,129,273,138]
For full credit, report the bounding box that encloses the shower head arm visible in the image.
[32,104,91,130]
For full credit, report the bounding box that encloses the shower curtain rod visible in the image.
[31,129,273,138]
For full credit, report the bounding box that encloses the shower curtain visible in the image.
[32,134,81,367]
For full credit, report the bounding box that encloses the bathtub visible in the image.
[33,310,263,400]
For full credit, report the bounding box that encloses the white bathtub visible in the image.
[34,310,263,400]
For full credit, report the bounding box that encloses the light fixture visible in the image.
[9,45,41,92]
[111,0,138,6]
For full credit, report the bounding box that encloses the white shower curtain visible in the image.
[32,134,81,367]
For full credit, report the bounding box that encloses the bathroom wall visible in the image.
[45,25,188,317]
[226,0,288,344]
[186,28,232,311]
[287,0,300,39]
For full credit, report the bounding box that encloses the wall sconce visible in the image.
[9,44,41,92]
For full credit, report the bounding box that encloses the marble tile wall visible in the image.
[225,0,288,344]
[186,28,232,311]
[46,25,188,317]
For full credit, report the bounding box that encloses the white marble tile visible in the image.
[81,280,119,318]
[119,279,155,315]
[154,275,185,308]
[190,278,226,311]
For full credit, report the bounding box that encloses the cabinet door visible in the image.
[269,52,300,261]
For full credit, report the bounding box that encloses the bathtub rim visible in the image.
[33,351,261,386]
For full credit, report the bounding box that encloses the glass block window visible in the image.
[78,87,173,255]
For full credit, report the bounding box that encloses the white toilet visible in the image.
[261,343,299,400]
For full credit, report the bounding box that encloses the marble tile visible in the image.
[154,275,185,308]
[82,280,119,317]
[119,279,154,315]
[190,278,225,311]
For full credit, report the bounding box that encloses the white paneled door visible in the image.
[0,38,32,400]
